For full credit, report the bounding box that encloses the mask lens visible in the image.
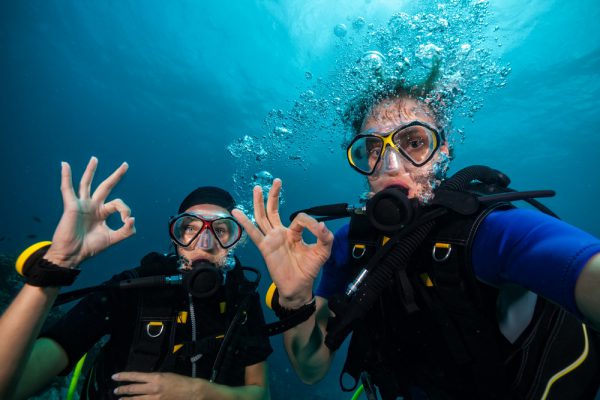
[172,215,205,247]
[348,135,384,174]
[393,125,438,165]
[211,218,242,248]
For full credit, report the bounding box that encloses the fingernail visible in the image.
[112,373,118,380]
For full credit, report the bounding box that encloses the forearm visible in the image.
[282,296,333,384]
[0,284,59,398]
[575,253,600,330]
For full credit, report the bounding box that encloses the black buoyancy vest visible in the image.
[340,202,599,400]
[82,252,257,399]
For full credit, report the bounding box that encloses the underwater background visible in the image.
[1,0,599,399]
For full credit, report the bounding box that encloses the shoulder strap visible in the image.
[124,253,180,372]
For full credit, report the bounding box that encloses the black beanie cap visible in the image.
[178,186,237,214]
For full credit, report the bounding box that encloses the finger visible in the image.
[266,178,283,228]
[113,382,153,396]
[78,156,98,199]
[102,199,136,244]
[111,216,136,243]
[289,212,317,234]
[60,161,77,205]
[253,186,272,233]
[112,371,151,383]
[231,208,263,246]
[102,198,131,223]
[289,214,334,248]
[310,221,334,250]
[92,161,129,203]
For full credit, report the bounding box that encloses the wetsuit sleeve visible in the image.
[40,270,133,375]
[237,292,273,366]
[315,224,351,299]
[472,208,600,319]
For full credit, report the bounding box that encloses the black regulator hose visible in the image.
[289,203,351,222]
[440,165,510,191]
[325,219,436,351]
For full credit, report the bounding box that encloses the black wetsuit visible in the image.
[42,252,272,399]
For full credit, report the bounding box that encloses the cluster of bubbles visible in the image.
[228,0,510,204]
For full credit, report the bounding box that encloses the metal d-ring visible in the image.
[432,243,452,262]
[352,245,367,259]
[146,322,165,338]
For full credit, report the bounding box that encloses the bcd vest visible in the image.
[81,252,258,399]
[336,201,599,400]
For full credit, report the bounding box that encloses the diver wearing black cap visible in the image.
[0,157,271,400]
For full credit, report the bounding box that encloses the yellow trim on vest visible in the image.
[216,334,225,339]
[173,344,183,353]
[381,236,390,246]
[265,282,277,309]
[541,323,590,400]
[148,321,163,327]
[15,241,52,276]
[219,302,226,314]
[434,242,451,249]
[354,244,366,249]
[420,273,434,287]
[177,311,188,324]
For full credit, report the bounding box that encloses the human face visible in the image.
[173,204,235,267]
[360,97,448,199]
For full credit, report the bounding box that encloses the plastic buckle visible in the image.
[432,243,452,262]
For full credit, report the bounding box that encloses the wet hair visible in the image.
[178,186,237,214]
[343,58,443,138]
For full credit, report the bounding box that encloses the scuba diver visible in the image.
[233,81,600,399]
[0,157,272,400]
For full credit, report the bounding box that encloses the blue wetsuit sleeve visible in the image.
[472,208,600,319]
[315,224,351,299]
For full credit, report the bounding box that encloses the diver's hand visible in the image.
[232,178,333,308]
[43,156,135,268]
[112,372,203,399]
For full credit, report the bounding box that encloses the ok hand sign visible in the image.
[232,178,333,307]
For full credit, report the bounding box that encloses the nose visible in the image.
[194,228,216,250]
[380,146,405,175]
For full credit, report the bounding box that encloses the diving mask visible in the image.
[169,212,243,249]
[347,121,443,175]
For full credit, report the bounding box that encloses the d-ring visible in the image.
[146,322,165,338]
[432,243,452,262]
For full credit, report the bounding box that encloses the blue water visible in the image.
[1,1,599,399]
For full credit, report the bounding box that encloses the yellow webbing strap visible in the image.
[177,311,188,324]
[541,323,590,400]
[15,241,52,276]
[265,282,277,309]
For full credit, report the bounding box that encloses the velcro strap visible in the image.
[26,258,80,287]
[263,298,316,336]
